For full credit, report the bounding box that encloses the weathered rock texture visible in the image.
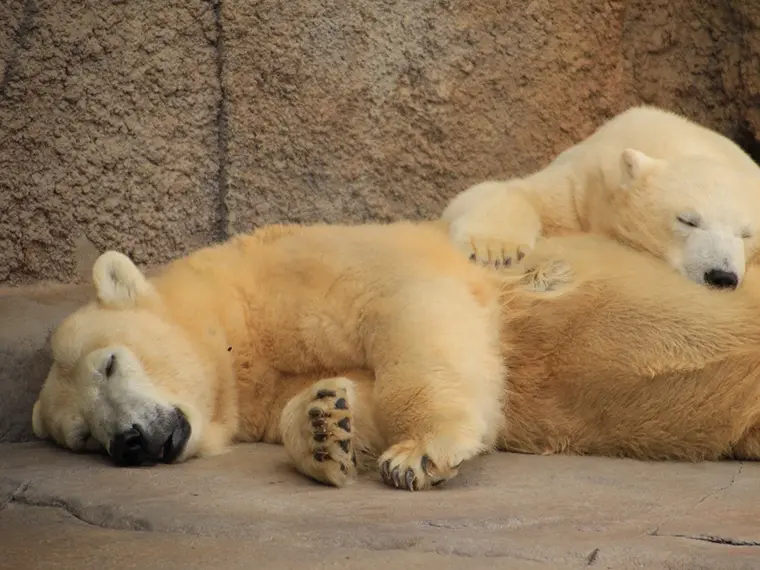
[1,0,759,283]
[0,0,221,285]
[2,443,760,569]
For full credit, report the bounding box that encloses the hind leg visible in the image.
[369,281,505,491]
[280,376,379,487]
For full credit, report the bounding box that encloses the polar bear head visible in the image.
[608,149,760,289]
[32,251,232,466]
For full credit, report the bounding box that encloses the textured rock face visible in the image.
[0,0,221,284]
[1,0,759,284]
[221,0,627,235]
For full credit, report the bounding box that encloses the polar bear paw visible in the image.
[281,377,358,488]
[304,381,357,485]
[377,439,467,491]
[466,237,532,271]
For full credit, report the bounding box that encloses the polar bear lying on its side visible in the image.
[32,221,760,491]
[443,106,760,290]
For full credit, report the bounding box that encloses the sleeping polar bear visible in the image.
[32,221,760,491]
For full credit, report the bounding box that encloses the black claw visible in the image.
[504,256,512,267]
[380,460,391,482]
[313,432,328,442]
[517,250,526,261]
[391,465,402,488]
[340,463,347,473]
[316,389,336,399]
[313,449,329,462]
[405,468,416,491]
[337,417,351,432]
[493,259,501,269]
[334,398,348,410]
[352,452,357,466]
[469,253,476,262]
[308,408,325,418]
[339,439,350,453]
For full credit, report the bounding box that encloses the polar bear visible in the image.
[32,222,760,491]
[33,222,506,489]
[442,105,760,289]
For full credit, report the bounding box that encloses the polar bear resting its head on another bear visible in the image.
[443,105,760,290]
[32,221,760,490]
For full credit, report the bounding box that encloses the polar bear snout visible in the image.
[675,227,748,290]
[108,407,191,467]
[704,268,739,290]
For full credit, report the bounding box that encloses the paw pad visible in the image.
[305,384,355,480]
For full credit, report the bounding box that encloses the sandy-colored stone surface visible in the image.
[0,0,221,285]
[2,1,760,285]
[1,443,759,569]
[220,0,628,234]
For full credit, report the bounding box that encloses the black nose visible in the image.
[109,426,152,466]
[704,269,739,289]
[107,408,191,467]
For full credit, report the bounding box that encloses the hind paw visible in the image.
[281,377,358,487]
[307,385,356,479]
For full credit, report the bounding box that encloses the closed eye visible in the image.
[104,354,116,378]
[677,215,700,228]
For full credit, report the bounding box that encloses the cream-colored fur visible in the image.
[33,221,505,490]
[33,221,760,491]
[443,105,760,289]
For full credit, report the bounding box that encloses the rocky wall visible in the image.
[1,0,758,285]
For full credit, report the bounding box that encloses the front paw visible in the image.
[464,237,532,271]
[377,439,465,491]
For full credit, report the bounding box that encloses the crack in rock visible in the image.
[1,0,38,99]
[10,490,153,532]
[210,0,230,242]
[691,461,743,510]
[647,461,744,538]
[665,533,760,547]
[0,479,31,511]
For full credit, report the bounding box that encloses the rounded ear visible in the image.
[92,251,155,308]
[32,400,48,439]
[620,148,663,185]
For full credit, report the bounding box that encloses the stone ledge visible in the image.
[1,443,759,569]
[2,504,548,570]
